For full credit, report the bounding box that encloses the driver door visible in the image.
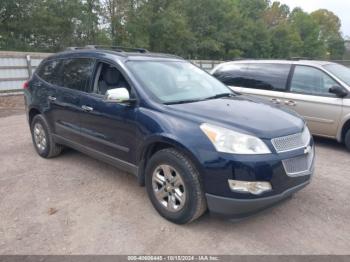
[78,61,139,167]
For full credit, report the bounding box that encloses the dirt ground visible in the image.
[0,94,25,118]
[0,95,349,255]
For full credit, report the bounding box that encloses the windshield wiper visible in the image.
[204,93,235,100]
[164,99,205,105]
[164,93,236,105]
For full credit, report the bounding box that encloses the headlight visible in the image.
[200,123,271,154]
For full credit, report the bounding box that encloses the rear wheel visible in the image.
[145,148,207,224]
[345,129,350,151]
[30,114,63,158]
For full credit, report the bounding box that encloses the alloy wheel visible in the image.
[152,164,186,212]
[33,123,47,152]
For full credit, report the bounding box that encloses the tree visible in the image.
[0,0,38,50]
[238,0,269,20]
[81,0,102,44]
[264,1,290,28]
[0,0,108,51]
[102,0,130,45]
[0,0,346,60]
[270,23,302,58]
[184,0,244,59]
[311,9,345,59]
[289,8,326,58]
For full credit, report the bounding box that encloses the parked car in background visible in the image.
[24,47,314,224]
[212,60,350,150]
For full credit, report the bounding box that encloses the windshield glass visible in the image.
[323,64,350,86]
[127,61,233,104]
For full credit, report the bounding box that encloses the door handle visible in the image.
[271,98,281,104]
[81,105,94,112]
[48,96,56,102]
[33,82,42,87]
[285,100,297,106]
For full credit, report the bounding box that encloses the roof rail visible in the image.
[66,45,149,53]
[289,57,313,61]
[84,45,149,53]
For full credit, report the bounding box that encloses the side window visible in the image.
[290,66,338,96]
[61,58,95,92]
[213,63,249,87]
[93,62,131,96]
[244,63,291,91]
[36,59,62,86]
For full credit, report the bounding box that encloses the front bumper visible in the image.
[206,180,310,217]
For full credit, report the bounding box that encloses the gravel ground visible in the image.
[0,94,24,118]
[0,110,349,255]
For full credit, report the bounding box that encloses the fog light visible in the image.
[228,180,272,195]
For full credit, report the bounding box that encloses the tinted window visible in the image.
[62,58,95,92]
[243,63,291,91]
[213,63,249,86]
[36,59,62,86]
[323,64,350,86]
[291,66,338,96]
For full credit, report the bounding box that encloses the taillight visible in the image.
[23,80,29,89]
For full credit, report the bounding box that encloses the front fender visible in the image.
[138,133,205,173]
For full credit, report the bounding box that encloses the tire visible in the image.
[345,129,350,151]
[30,114,63,158]
[145,148,207,224]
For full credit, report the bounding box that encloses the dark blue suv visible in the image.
[24,46,314,224]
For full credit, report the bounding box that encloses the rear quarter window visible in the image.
[36,59,62,86]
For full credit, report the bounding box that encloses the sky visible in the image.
[277,0,350,38]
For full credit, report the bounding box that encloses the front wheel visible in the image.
[345,129,350,151]
[145,148,207,224]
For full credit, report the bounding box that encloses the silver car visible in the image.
[211,60,350,150]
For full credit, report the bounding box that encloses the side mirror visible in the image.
[329,86,348,98]
[104,88,136,104]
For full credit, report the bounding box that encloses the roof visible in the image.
[46,48,184,62]
[223,59,335,67]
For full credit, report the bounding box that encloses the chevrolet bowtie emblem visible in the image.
[304,145,312,154]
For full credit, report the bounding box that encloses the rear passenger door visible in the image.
[52,58,95,142]
[34,59,63,130]
[284,65,343,138]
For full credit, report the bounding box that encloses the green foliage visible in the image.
[311,9,345,59]
[0,0,346,59]
[289,8,326,58]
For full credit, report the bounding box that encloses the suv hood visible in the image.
[167,96,304,139]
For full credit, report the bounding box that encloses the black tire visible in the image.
[30,114,63,158]
[145,148,207,224]
[345,129,350,151]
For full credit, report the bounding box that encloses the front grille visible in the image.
[282,147,314,177]
[272,127,311,153]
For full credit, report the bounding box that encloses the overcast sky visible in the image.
[277,0,350,37]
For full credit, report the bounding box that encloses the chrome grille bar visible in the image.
[272,127,311,153]
[282,147,314,177]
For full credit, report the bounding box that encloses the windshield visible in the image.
[323,64,350,86]
[127,61,233,104]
